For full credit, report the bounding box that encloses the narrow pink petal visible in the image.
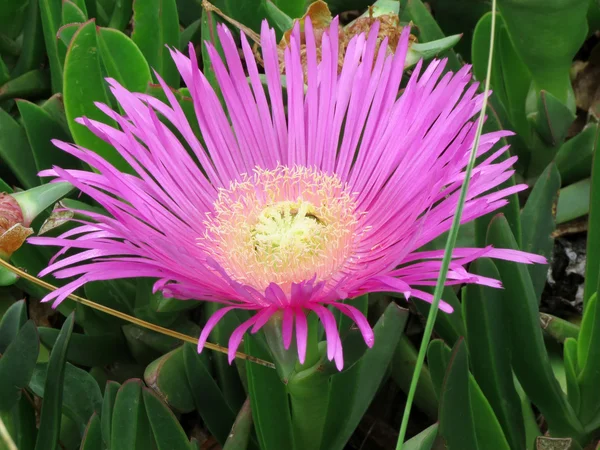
[198,306,236,353]
[295,308,308,364]
[282,307,294,350]
[228,314,261,364]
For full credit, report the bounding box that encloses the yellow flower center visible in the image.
[199,166,362,294]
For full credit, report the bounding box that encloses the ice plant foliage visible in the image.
[31,18,544,370]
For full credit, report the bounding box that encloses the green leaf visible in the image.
[107,0,133,31]
[144,346,195,413]
[97,27,152,94]
[0,299,28,353]
[320,304,409,450]
[0,0,28,39]
[17,99,79,174]
[438,339,479,450]
[1,394,38,450]
[38,327,129,367]
[541,313,580,343]
[269,0,303,19]
[584,129,600,304]
[0,108,38,189]
[563,337,580,414]
[245,333,294,450]
[62,0,87,24]
[0,265,18,286]
[264,1,294,34]
[101,381,120,448]
[391,335,438,419]
[63,19,132,174]
[179,19,201,51]
[576,294,600,424]
[12,0,46,78]
[486,215,584,439]
[556,178,590,224]
[520,164,560,300]
[497,0,587,107]
[183,343,237,446]
[80,413,102,450]
[426,339,450,400]
[412,286,465,346]
[405,35,463,68]
[555,124,598,186]
[464,259,526,450]
[131,0,180,87]
[143,387,190,450]
[472,12,532,140]
[34,312,75,450]
[12,182,73,226]
[402,423,438,450]
[29,361,103,435]
[0,69,48,103]
[40,0,66,93]
[110,379,154,450]
[531,90,576,147]
[398,0,461,71]
[57,23,80,48]
[0,321,39,411]
[223,398,253,450]
[203,303,245,412]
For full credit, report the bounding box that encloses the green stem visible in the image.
[394,1,498,448]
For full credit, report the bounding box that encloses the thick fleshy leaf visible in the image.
[245,333,293,450]
[464,259,526,450]
[398,0,461,71]
[63,19,131,173]
[0,321,39,411]
[34,313,74,450]
[555,124,598,186]
[530,90,576,147]
[203,303,246,412]
[223,398,253,450]
[1,394,38,450]
[0,109,37,189]
[472,11,531,140]
[80,413,103,450]
[486,215,584,439]
[403,423,438,450]
[12,0,46,78]
[110,379,154,450]
[17,100,79,174]
[497,0,587,106]
[183,343,238,446]
[143,387,190,450]
[320,303,409,450]
[520,164,560,300]
[62,0,87,23]
[131,0,180,87]
[556,178,590,224]
[38,327,129,367]
[0,299,28,353]
[101,381,120,448]
[438,339,479,450]
[144,346,195,413]
[541,313,580,343]
[107,0,132,31]
[412,287,464,346]
[29,361,103,435]
[391,335,438,419]
[40,0,66,92]
[11,182,73,226]
[563,337,580,414]
[576,294,600,424]
[584,130,600,305]
[96,27,152,94]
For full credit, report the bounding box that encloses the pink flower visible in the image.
[31,19,544,370]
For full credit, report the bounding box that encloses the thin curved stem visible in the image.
[395,1,498,447]
[0,257,275,369]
